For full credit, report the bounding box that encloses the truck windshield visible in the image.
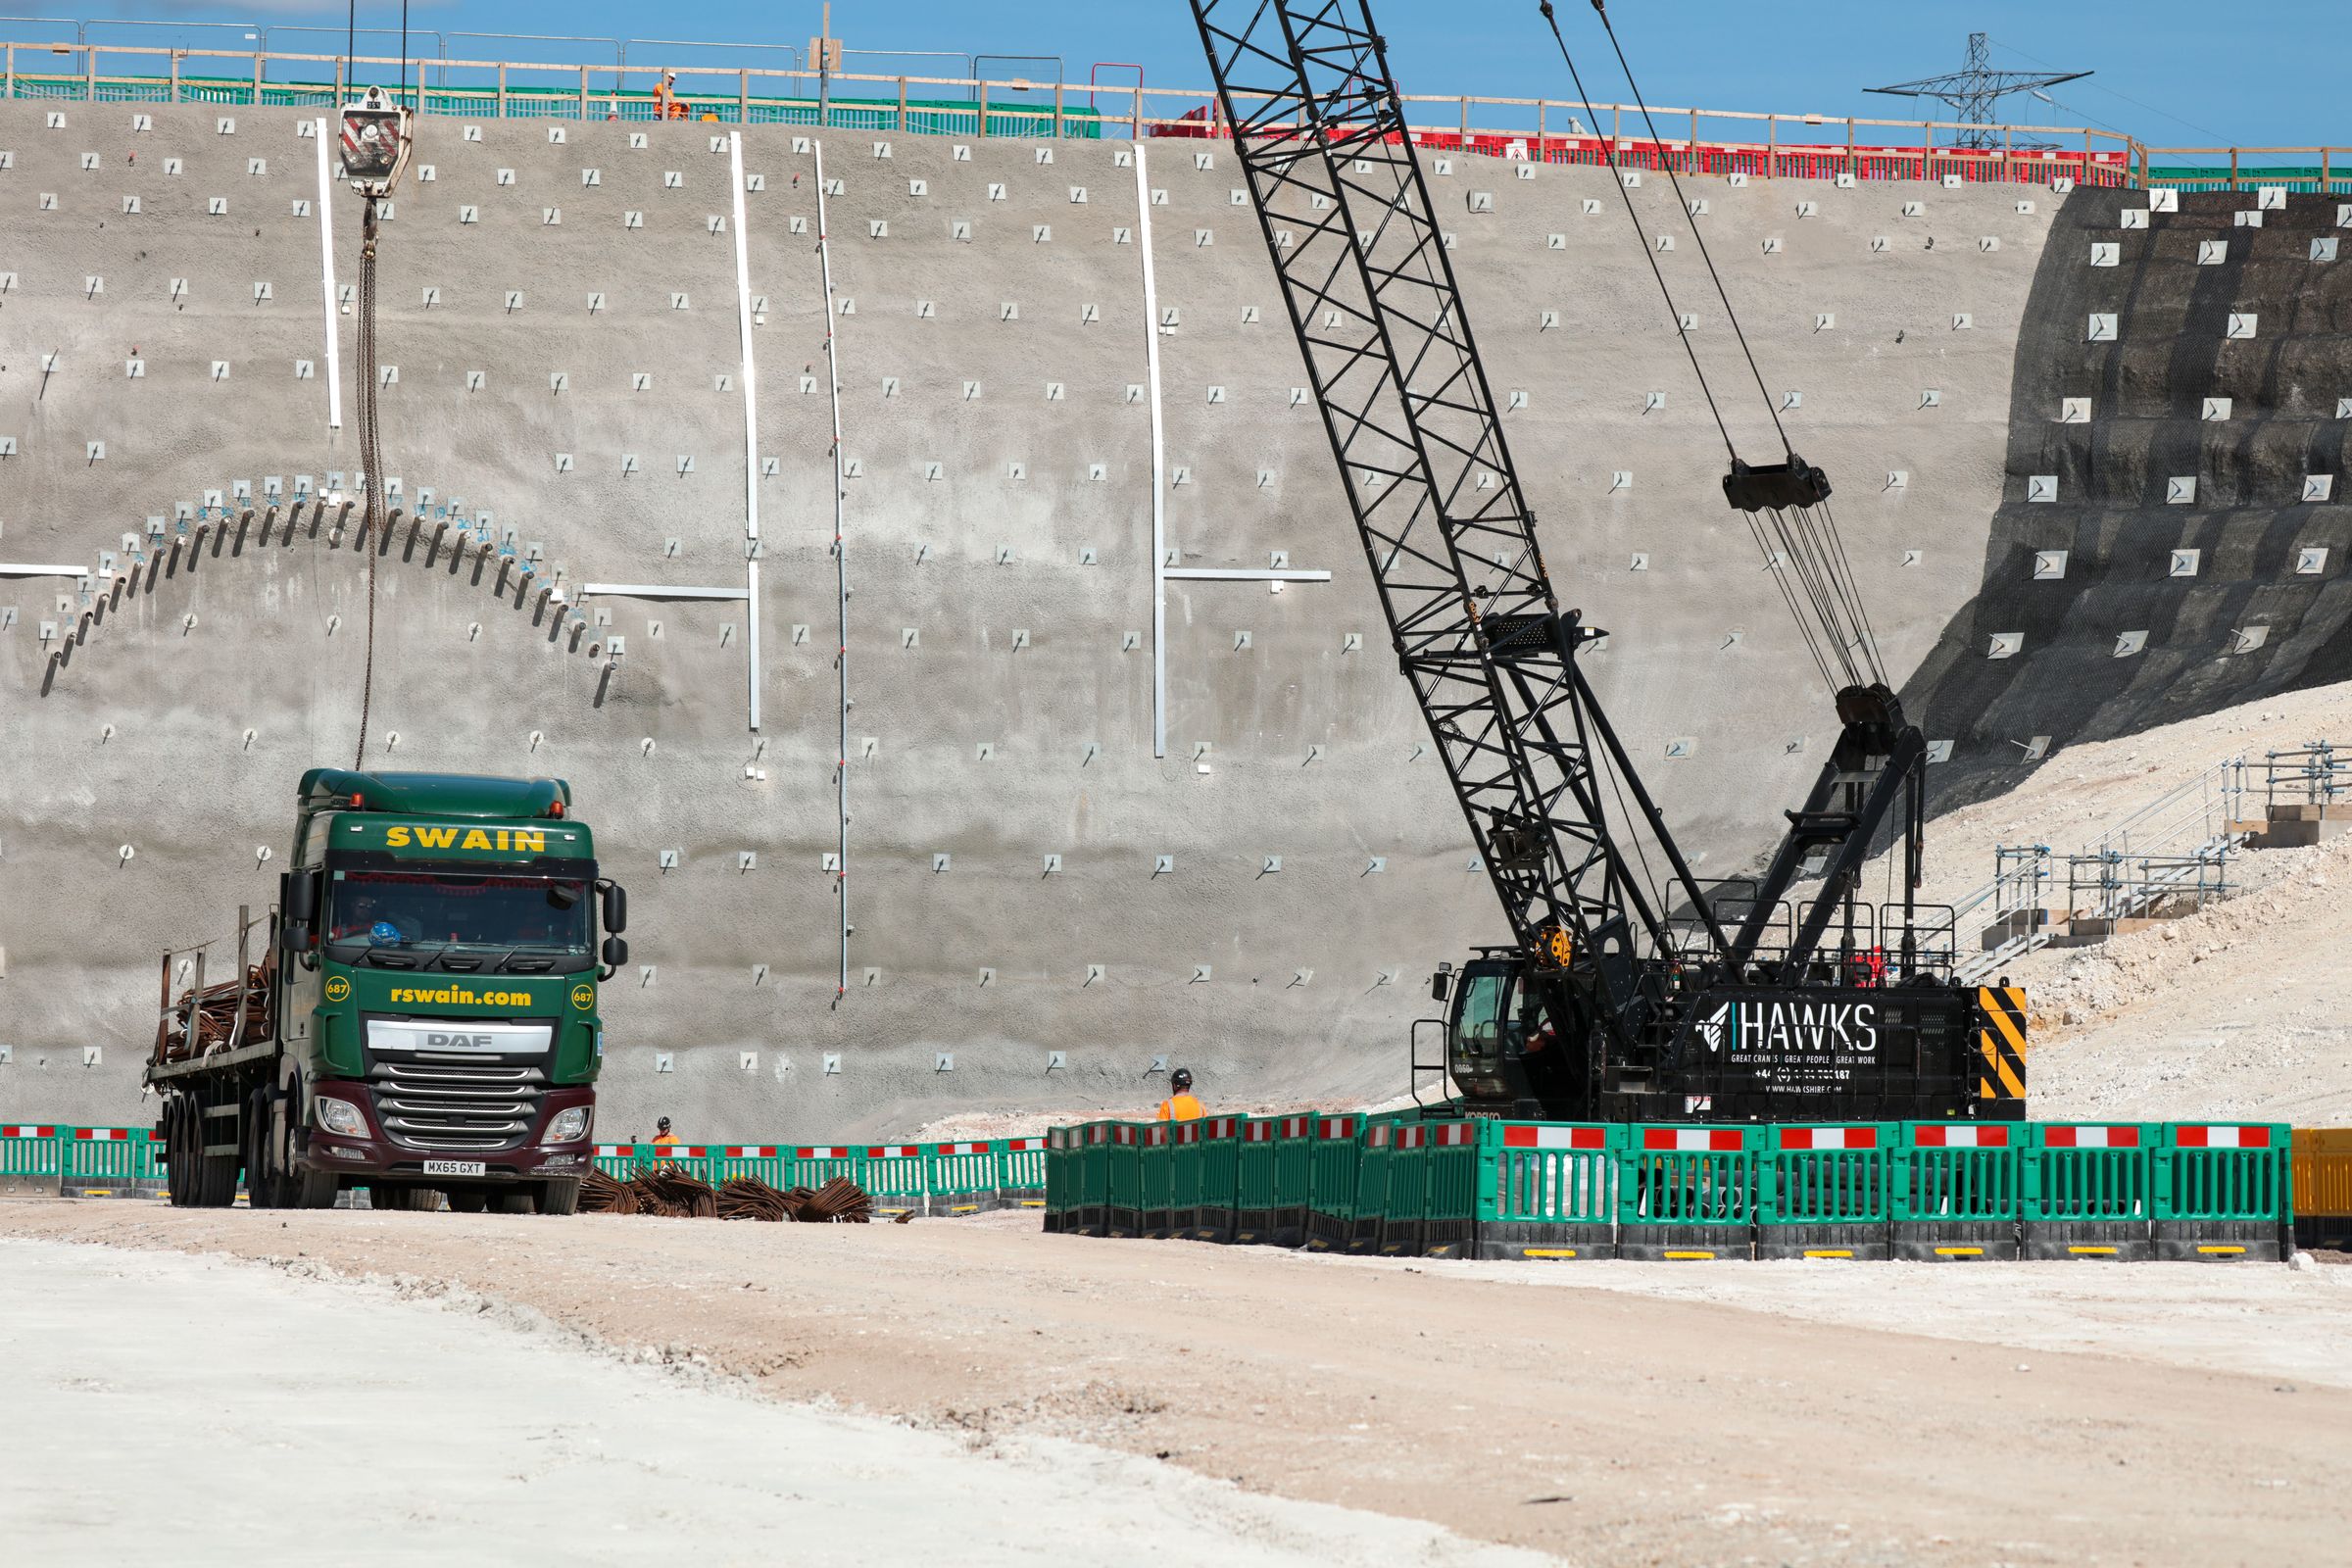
[325,870,590,961]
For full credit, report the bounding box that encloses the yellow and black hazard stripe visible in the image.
[1976,986,2028,1108]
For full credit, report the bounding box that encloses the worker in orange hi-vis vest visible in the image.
[652,1116,680,1151]
[1155,1068,1203,1122]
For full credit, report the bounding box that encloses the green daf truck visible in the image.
[148,769,627,1213]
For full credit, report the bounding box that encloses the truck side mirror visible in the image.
[601,934,628,972]
[600,881,627,935]
[1430,965,1453,1003]
[279,868,320,949]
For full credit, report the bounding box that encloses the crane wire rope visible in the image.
[347,0,409,770]
[1539,1,1886,696]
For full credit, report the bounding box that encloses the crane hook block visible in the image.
[1534,923,1574,972]
[341,85,416,199]
[1722,454,1833,514]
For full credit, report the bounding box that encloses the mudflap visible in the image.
[2023,1221,2152,1261]
[2153,1220,2284,1262]
[1474,1222,1615,1261]
[1756,1223,1890,1261]
[1616,1224,1752,1260]
[1891,1222,2020,1261]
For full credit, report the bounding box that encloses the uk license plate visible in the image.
[423,1160,486,1178]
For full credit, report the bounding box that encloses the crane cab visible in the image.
[1432,954,1553,1114]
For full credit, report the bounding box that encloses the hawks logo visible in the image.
[1696,1002,1730,1054]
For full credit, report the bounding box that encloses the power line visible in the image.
[1987,35,2233,144]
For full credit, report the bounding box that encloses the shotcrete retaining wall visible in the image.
[0,105,2051,1136]
[1906,186,2352,807]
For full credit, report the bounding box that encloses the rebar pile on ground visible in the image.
[153,966,271,1065]
[716,1176,794,1221]
[626,1166,719,1219]
[793,1176,875,1224]
[578,1168,635,1215]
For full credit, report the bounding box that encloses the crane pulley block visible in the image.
[340,86,415,199]
[1722,453,1833,513]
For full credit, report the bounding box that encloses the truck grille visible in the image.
[368,1058,547,1152]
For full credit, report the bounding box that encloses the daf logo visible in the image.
[427,1033,497,1051]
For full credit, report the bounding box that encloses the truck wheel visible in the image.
[370,1185,421,1212]
[243,1091,282,1209]
[192,1091,240,1209]
[446,1188,488,1214]
[163,1100,193,1207]
[535,1179,582,1217]
[287,1165,340,1210]
[497,1192,535,1215]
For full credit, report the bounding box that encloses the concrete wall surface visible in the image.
[0,106,2052,1136]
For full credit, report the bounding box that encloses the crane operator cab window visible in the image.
[1447,960,1545,1102]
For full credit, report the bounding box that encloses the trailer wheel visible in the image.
[497,1192,536,1216]
[534,1178,582,1217]
[192,1088,240,1208]
[243,1091,281,1209]
[446,1188,489,1214]
[370,1185,424,1212]
[163,1099,194,1207]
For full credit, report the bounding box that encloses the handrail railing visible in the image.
[0,33,2139,177]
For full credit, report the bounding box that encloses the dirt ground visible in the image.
[6,1202,2342,1567]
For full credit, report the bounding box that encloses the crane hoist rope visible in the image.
[337,84,413,771]
[1540,0,1886,697]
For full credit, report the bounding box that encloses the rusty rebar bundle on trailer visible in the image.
[152,966,271,1066]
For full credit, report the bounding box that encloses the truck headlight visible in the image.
[545,1106,591,1143]
[316,1097,368,1137]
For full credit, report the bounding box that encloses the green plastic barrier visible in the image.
[1476,1121,1621,1260]
[1303,1115,1365,1252]
[1378,1122,1432,1256]
[2024,1123,2155,1260]
[1234,1116,1280,1245]
[709,1145,797,1188]
[1042,1125,1078,1233]
[1138,1121,1179,1237]
[1349,1120,1397,1254]
[1072,1121,1114,1236]
[1420,1120,1480,1258]
[64,1127,165,1188]
[1103,1122,1146,1238]
[998,1136,1049,1210]
[1757,1123,1895,1259]
[0,1123,63,1196]
[1180,1116,1244,1243]
[595,1143,714,1184]
[1618,1125,1761,1260]
[1893,1123,2022,1260]
[1268,1114,1316,1249]
[2155,1122,2291,1261]
[925,1140,1001,1216]
[793,1144,869,1199]
[861,1144,928,1219]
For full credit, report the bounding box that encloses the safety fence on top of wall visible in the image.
[1043,1115,2330,1262]
[0,36,2141,185]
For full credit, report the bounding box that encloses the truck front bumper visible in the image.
[302,1080,595,1184]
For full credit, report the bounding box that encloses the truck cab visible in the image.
[151,768,626,1212]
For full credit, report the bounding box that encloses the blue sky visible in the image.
[45,2,2339,149]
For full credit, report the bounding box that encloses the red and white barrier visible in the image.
[2043,1125,2140,1149]
[1503,1125,1608,1151]
[1642,1127,1745,1152]
[2172,1125,2273,1148]
[3,1125,58,1138]
[1776,1126,1879,1151]
[1912,1125,2011,1148]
